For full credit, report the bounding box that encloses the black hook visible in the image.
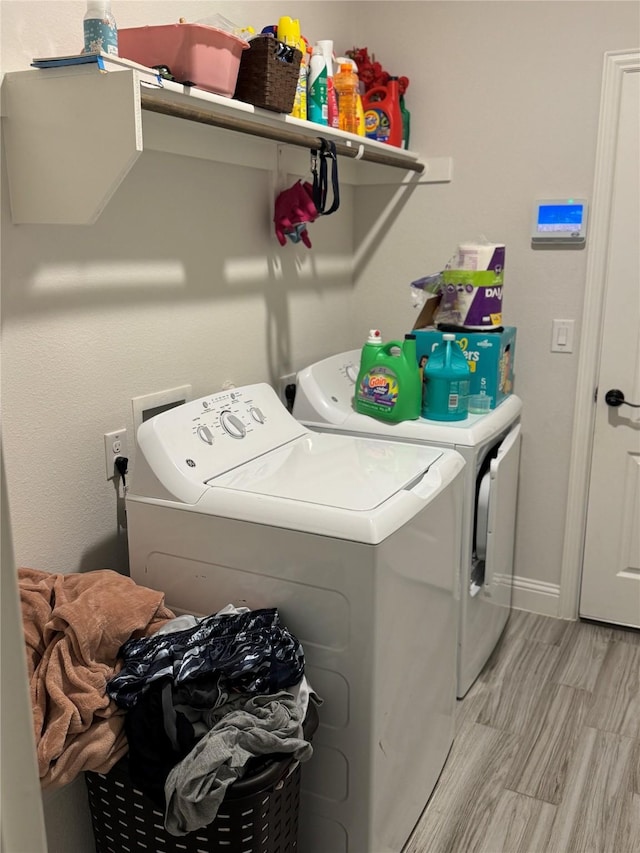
[311,138,340,216]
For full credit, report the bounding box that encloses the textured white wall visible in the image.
[2,2,639,851]
[2,1,358,579]
[1,150,356,574]
[353,1,638,591]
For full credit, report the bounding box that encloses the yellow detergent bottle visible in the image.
[355,332,421,422]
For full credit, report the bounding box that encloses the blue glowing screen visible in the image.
[537,204,584,232]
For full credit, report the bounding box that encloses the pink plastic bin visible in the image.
[118,24,249,96]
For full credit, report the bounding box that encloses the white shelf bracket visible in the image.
[3,68,144,225]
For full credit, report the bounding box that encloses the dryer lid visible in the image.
[208,431,444,512]
[294,349,523,448]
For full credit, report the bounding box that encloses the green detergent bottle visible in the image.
[355,332,421,422]
[422,333,470,421]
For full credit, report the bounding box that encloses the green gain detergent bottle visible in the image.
[422,333,470,421]
[354,332,421,422]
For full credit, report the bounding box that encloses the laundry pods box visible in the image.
[412,327,517,409]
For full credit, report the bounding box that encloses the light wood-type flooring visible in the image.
[404,609,640,853]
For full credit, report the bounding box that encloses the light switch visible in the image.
[551,319,575,353]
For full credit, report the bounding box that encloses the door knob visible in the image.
[605,388,640,408]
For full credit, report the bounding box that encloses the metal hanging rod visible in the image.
[140,94,425,174]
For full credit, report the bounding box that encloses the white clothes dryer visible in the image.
[293,350,523,698]
[126,383,465,853]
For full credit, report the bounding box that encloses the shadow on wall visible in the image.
[78,527,129,575]
[3,148,357,388]
[2,151,355,318]
[352,173,425,280]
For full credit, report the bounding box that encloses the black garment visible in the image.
[107,608,305,710]
[124,678,192,807]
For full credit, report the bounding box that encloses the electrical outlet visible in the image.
[104,428,128,480]
[278,373,296,411]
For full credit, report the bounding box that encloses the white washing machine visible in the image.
[292,350,523,699]
[126,383,465,853]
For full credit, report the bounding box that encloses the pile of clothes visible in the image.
[19,567,317,837]
[106,606,317,835]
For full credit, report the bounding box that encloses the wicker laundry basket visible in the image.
[233,36,302,113]
[85,703,318,853]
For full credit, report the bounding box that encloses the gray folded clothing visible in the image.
[164,691,313,836]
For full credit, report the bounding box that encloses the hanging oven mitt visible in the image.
[274,180,319,249]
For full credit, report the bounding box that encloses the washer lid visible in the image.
[208,432,444,511]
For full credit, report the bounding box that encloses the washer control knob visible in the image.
[250,407,265,424]
[220,412,246,439]
[196,425,214,445]
[345,363,358,383]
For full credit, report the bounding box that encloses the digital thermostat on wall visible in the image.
[532,199,588,245]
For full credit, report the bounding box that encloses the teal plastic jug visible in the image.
[422,333,470,421]
[355,332,421,422]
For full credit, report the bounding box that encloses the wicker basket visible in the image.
[85,702,318,853]
[233,36,302,113]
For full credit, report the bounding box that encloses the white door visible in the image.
[579,57,640,628]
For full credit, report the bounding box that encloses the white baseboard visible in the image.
[511,575,562,618]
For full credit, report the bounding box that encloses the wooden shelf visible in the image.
[1,64,453,225]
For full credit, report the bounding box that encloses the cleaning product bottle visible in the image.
[400,94,411,149]
[317,40,339,129]
[336,57,365,135]
[334,62,360,135]
[355,332,421,422]
[277,15,299,45]
[422,333,470,421]
[359,328,384,375]
[362,76,402,147]
[292,37,310,121]
[356,90,366,137]
[308,45,328,125]
[278,17,308,121]
[83,0,118,55]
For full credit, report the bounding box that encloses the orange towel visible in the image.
[18,566,174,789]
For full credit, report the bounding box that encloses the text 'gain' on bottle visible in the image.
[355,331,421,423]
